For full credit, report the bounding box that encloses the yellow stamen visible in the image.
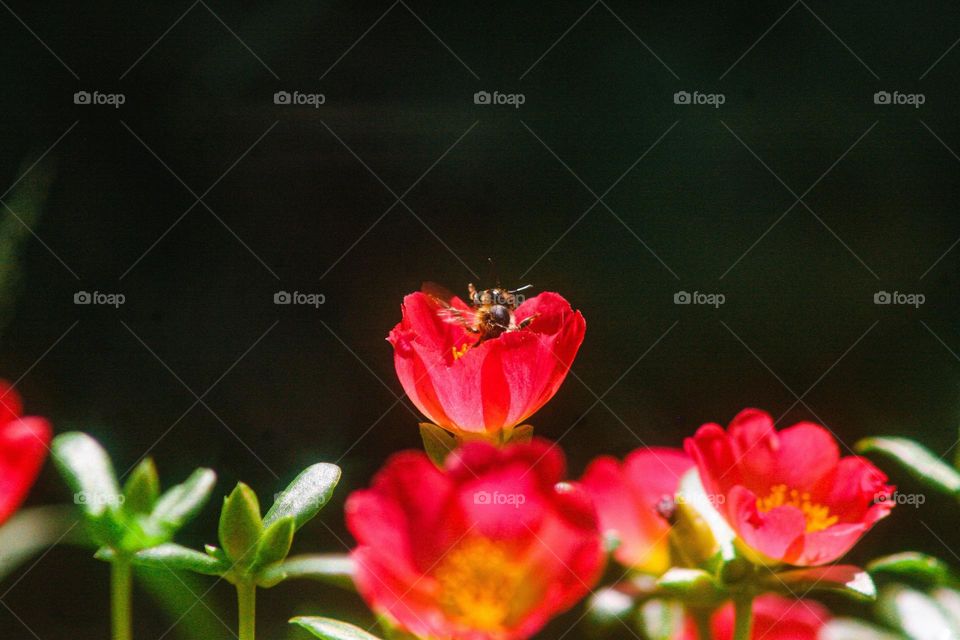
[433,538,527,631]
[451,343,470,360]
[757,484,838,533]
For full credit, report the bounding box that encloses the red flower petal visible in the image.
[0,415,51,525]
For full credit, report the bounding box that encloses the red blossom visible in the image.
[678,594,830,640]
[345,439,605,640]
[388,291,585,436]
[0,381,51,525]
[581,448,692,574]
[685,409,894,566]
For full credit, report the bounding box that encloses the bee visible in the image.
[423,281,539,343]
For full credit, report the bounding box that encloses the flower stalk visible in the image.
[237,580,256,640]
[111,557,133,640]
[732,594,754,640]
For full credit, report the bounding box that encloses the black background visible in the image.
[2,1,960,638]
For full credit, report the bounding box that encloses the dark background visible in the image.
[2,1,960,638]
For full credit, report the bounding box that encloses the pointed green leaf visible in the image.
[655,568,725,605]
[259,553,355,590]
[149,468,216,531]
[820,618,903,640]
[263,463,340,531]
[419,423,457,468]
[857,436,960,496]
[130,543,229,576]
[291,617,383,640]
[123,458,160,515]
[218,483,262,567]
[254,516,294,575]
[868,552,953,587]
[764,565,876,601]
[878,584,960,639]
[52,432,121,519]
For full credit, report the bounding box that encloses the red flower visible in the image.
[346,439,605,640]
[581,448,692,574]
[685,409,893,566]
[683,594,830,640]
[0,381,51,525]
[388,291,585,436]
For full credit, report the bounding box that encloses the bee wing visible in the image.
[420,283,479,330]
[421,281,459,304]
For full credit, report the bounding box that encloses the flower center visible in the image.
[451,343,471,360]
[756,484,838,532]
[433,537,526,631]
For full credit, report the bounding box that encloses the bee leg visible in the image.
[515,313,539,330]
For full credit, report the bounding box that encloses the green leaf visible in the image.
[857,436,960,496]
[878,584,960,639]
[291,617,383,640]
[933,587,960,631]
[868,552,953,587]
[51,432,121,519]
[655,568,725,605]
[148,468,216,531]
[419,423,457,468]
[263,463,341,531]
[260,554,355,590]
[764,565,876,601]
[218,483,262,568]
[130,543,229,576]
[122,458,160,515]
[254,516,295,579]
[820,618,903,640]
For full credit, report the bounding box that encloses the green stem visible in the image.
[691,607,713,639]
[237,581,256,640]
[732,594,754,640]
[111,558,133,640]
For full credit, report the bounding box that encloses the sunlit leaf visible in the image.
[868,552,953,587]
[292,616,383,639]
[857,437,960,497]
[148,468,216,532]
[820,617,903,640]
[129,543,228,576]
[656,568,725,605]
[52,432,121,519]
[877,584,960,639]
[260,553,355,590]
[763,565,876,601]
[263,463,340,531]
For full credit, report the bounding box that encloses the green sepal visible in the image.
[253,516,295,580]
[419,423,457,468]
[122,458,160,515]
[263,463,340,532]
[505,424,534,444]
[218,483,262,568]
[291,617,383,640]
